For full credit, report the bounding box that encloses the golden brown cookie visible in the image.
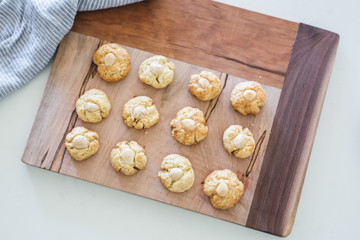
[223,125,255,158]
[230,81,266,115]
[170,107,208,145]
[76,89,111,123]
[203,169,244,209]
[110,141,147,176]
[122,96,160,129]
[158,154,195,193]
[188,71,221,101]
[138,55,175,88]
[93,43,130,82]
[65,127,99,161]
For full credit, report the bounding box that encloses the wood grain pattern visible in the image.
[22,31,281,227]
[72,0,298,89]
[245,23,339,237]
[22,33,100,170]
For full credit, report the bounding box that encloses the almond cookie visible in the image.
[93,43,130,82]
[230,81,266,115]
[188,71,221,101]
[158,154,195,193]
[65,127,99,161]
[138,55,175,88]
[223,125,255,158]
[122,96,160,129]
[170,107,208,145]
[203,169,244,209]
[110,141,147,176]
[76,89,111,123]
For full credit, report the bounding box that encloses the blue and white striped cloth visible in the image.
[0,0,142,99]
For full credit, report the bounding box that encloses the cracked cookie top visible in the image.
[158,154,195,193]
[170,107,208,145]
[223,125,255,158]
[188,71,221,101]
[230,81,266,115]
[203,169,244,209]
[110,141,147,176]
[93,43,130,82]
[65,127,99,161]
[76,89,111,123]
[122,96,160,129]
[138,55,175,89]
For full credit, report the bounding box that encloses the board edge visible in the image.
[245,23,339,237]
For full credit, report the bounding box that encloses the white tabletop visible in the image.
[1,0,359,239]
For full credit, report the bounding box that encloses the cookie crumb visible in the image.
[145,130,148,135]
[250,123,254,127]
[258,126,262,129]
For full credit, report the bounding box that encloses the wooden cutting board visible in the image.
[21,0,339,237]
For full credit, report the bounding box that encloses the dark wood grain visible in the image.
[72,0,298,88]
[245,23,339,237]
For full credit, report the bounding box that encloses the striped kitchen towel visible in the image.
[0,0,142,99]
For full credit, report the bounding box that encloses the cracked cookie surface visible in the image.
[138,55,175,88]
[188,71,221,101]
[76,89,111,123]
[110,141,147,175]
[203,169,244,209]
[93,43,130,82]
[230,81,266,115]
[170,107,208,145]
[65,127,99,161]
[223,125,255,158]
[158,154,195,193]
[122,96,159,129]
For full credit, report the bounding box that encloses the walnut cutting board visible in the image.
[22,0,339,237]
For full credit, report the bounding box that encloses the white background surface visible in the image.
[1,0,359,239]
